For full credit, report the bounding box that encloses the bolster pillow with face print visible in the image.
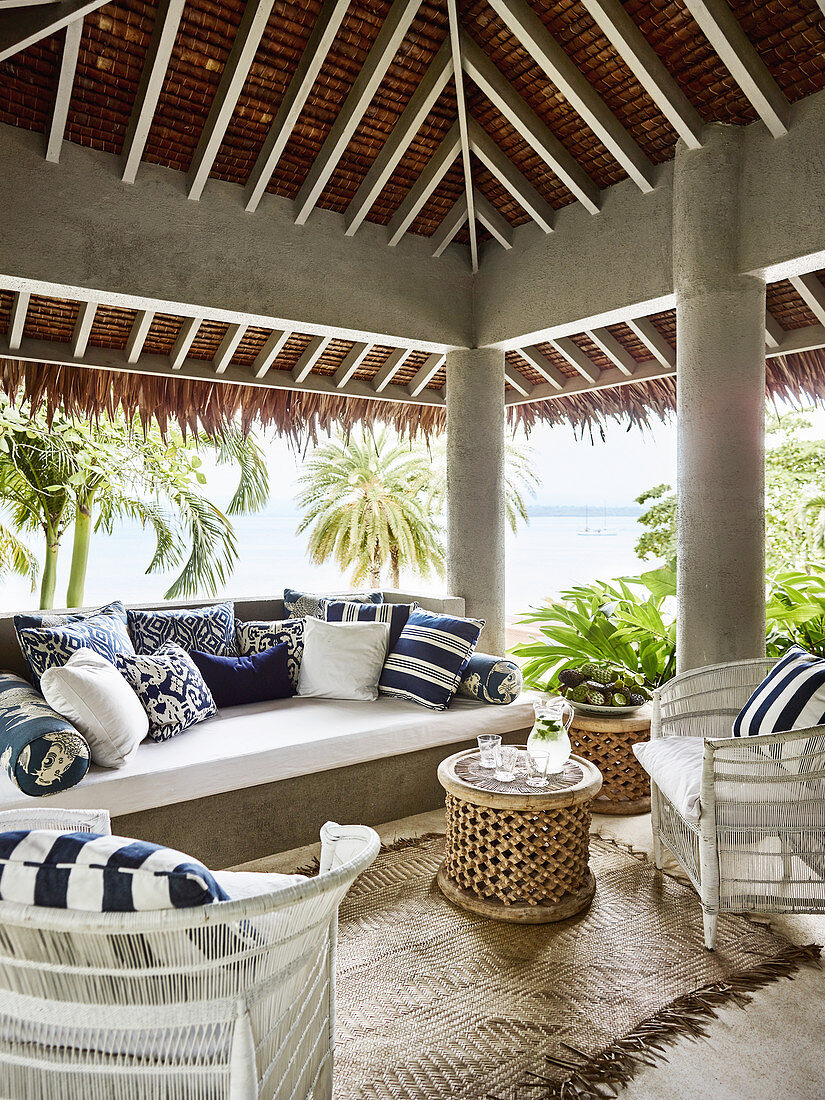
[0,673,90,796]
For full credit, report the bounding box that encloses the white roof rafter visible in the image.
[468,118,554,234]
[407,352,446,396]
[213,323,247,374]
[333,342,371,388]
[764,311,785,350]
[549,336,601,384]
[789,274,825,326]
[372,347,413,392]
[7,291,30,351]
[294,0,421,225]
[0,0,105,61]
[584,327,635,376]
[252,329,290,379]
[387,123,461,246]
[430,195,468,257]
[625,317,676,368]
[245,0,351,213]
[474,191,513,249]
[291,334,331,383]
[169,317,202,370]
[45,17,82,163]
[504,363,532,396]
[682,0,789,138]
[447,0,478,272]
[125,310,154,364]
[71,300,97,359]
[486,0,656,193]
[518,346,566,390]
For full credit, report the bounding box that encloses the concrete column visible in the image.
[446,347,506,655]
[674,125,766,673]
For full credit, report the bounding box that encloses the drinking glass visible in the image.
[477,734,501,769]
[495,745,519,782]
[526,745,552,788]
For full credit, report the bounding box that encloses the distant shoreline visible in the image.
[527,505,642,517]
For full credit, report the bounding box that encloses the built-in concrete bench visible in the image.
[0,593,533,866]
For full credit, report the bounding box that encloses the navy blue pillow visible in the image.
[190,644,294,709]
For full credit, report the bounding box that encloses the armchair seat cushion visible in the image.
[634,737,704,822]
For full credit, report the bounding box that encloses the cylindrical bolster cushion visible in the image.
[0,673,90,796]
[457,653,523,705]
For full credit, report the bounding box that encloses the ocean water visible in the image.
[0,513,649,616]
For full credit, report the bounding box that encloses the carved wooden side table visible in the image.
[436,748,602,923]
[569,705,652,815]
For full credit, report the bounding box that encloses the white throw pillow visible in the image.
[297,618,390,701]
[40,649,148,768]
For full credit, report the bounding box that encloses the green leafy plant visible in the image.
[513,566,677,693]
[765,569,825,657]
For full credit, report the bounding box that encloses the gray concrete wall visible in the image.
[674,126,766,672]
[446,348,506,654]
[0,124,473,351]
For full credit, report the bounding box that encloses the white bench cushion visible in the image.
[634,737,705,821]
[0,694,535,817]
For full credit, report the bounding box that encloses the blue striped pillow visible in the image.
[0,830,228,911]
[733,646,825,737]
[379,608,484,710]
[323,600,416,650]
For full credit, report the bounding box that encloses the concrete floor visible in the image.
[237,809,825,1100]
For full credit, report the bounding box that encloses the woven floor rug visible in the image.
[330,833,819,1100]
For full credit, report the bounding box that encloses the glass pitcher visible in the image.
[526,698,574,785]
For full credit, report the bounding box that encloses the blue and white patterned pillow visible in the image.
[323,600,416,651]
[379,608,484,711]
[116,644,217,742]
[0,674,90,796]
[15,603,134,688]
[235,618,304,688]
[126,602,236,657]
[0,829,228,911]
[733,646,825,737]
[458,653,523,705]
[283,588,382,620]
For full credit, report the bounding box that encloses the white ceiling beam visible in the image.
[770,323,825,359]
[504,363,532,396]
[474,191,514,249]
[625,317,676,368]
[468,118,555,234]
[213,323,247,374]
[549,336,601,383]
[291,334,331,383]
[764,311,785,350]
[431,195,468,257]
[584,326,635,376]
[407,352,445,396]
[372,347,413,392]
[121,0,186,184]
[294,0,421,225]
[460,32,601,215]
[333,341,371,388]
[44,17,82,163]
[7,291,30,351]
[387,123,461,246]
[581,0,704,150]
[2,333,446,408]
[518,346,567,390]
[344,39,452,235]
[506,356,674,407]
[486,0,656,193]
[245,0,350,213]
[252,329,290,378]
[71,300,96,358]
[0,0,104,61]
[790,273,825,326]
[187,0,276,201]
[682,0,789,138]
[169,316,202,370]
[447,0,478,273]
[125,309,154,363]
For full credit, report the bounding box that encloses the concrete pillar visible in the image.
[446,347,506,655]
[674,125,766,673]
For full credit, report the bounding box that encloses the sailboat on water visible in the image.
[578,504,617,536]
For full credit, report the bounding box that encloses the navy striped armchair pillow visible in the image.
[733,646,825,737]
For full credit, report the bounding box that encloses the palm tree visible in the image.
[428,435,541,533]
[0,522,37,588]
[0,401,270,608]
[295,429,445,588]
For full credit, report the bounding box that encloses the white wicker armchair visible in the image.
[651,658,825,950]
[0,812,379,1100]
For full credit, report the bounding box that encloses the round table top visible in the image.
[569,702,652,732]
[437,748,602,811]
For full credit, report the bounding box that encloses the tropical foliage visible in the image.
[295,429,539,589]
[0,401,269,608]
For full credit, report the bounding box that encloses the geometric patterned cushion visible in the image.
[283,588,382,620]
[457,653,523,705]
[322,600,416,651]
[733,645,825,737]
[0,673,90,796]
[378,608,484,711]
[0,829,229,911]
[126,602,236,657]
[15,603,134,688]
[234,618,304,689]
[115,644,217,742]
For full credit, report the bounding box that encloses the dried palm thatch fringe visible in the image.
[525,942,821,1100]
[2,349,825,440]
